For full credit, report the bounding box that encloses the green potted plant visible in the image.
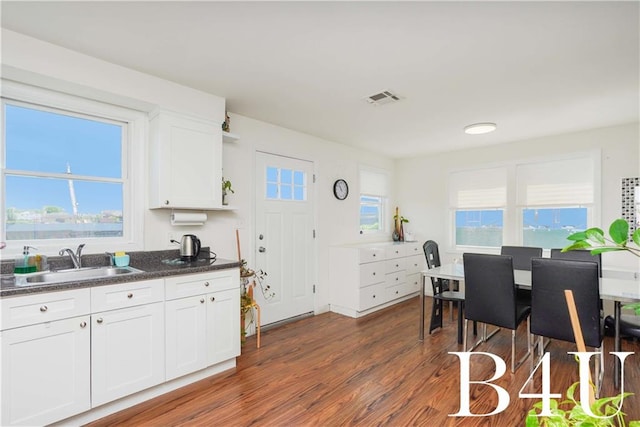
[563,218,640,313]
[393,207,409,242]
[222,177,234,206]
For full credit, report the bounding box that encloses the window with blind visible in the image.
[449,153,598,250]
[450,167,507,248]
[359,168,389,234]
[517,156,594,249]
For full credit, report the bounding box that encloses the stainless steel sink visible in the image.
[19,266,144,286]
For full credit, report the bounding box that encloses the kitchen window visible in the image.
[1,81,145,254]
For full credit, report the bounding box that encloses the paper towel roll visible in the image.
[171,212,207,226]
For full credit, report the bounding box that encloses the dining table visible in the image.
[420,263,640,388]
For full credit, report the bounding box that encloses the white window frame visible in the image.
[1,81,145,257]
[359,166,390,236]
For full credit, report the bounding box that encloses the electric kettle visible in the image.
[174,234,201,261]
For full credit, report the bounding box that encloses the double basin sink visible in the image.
[16,265,144,286]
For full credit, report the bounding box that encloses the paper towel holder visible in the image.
[170,210,208,226]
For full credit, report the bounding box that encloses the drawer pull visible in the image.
[40,305,48,312]
[97,318,103,324]
[200,298,205,303]
[80,321,87,328]
[372,254,376,257]
[372,272,376,276]
[127,293,133,299]
[396,277,399,281]
[395,290,399,294]
[372,294,376,298]
[395,264,399,268]
[210,296,216,302]
[204,282,210,287]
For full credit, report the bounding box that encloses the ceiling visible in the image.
[1,1,639,158]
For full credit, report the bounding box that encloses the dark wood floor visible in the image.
[87,296,640,426]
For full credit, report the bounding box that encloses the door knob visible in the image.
[259,246,266,253]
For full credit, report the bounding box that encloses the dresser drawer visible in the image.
[406,273,422,293]
[385,245,406,259]
[359,283,384,310]
[359,262,385,288]
[385,282,409,300]
[1,288,91,330]
[385,271,406,287]
[404,242,423,257]
[91,279,164,312]
[406,254,425,275]
[385,257,406,273]
[165,269,238,300]
[359,247,385,263]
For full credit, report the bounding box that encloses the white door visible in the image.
[255,152,315,325]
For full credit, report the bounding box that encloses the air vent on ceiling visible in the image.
[365,90,403,106]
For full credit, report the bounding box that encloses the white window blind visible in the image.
[449,167,507,209]
[516,157,594,206]
[360,169,388,196]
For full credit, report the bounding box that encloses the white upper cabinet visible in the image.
[149,109,223,209]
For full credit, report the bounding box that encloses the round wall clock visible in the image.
[333,179,349,200]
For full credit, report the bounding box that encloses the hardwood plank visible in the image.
[86,297,640,426]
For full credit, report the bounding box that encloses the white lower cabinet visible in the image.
[91,302,165,407]
[1,269,239,425]
[0,288,91,426]
[1,315,91,426]
[165,270,240,381]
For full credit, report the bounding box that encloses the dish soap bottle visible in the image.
[14,246,37,274]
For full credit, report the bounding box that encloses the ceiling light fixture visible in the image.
[464,122,497,135]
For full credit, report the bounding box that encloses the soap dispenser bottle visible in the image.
[14,246,37,274]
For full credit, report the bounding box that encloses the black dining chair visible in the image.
[423,240,460,334]
[550,249,602,277]
[501,246,542,306]
[530,258,603,396]
[500,246,542,270]
[463,253,531,372]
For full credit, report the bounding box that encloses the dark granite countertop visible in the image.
[0,248,241,298]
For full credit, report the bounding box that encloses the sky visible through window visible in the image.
[5,104,122,213]
[4,104,124,240]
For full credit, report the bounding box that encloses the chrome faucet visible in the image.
[59,244,85,269]
[105,252,115,267]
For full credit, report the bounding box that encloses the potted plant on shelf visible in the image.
[222,177,234,206]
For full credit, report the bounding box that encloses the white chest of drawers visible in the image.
[328,241,424,318]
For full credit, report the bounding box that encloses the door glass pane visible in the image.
[5,175,123,240]
[455,209,503,247]
[5,104,122,178]
[265,167,306,201]
[522,207,587,249]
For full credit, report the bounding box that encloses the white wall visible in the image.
[396,123,640,271]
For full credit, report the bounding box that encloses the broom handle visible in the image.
[564,289,595,406]
[236,229,242,262]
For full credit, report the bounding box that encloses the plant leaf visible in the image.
[590,247,626,255]
[633,228,640,247]
[566,231,588,241]
[586,228,606,244]
[610,219,630,245]
[563,241,591,251]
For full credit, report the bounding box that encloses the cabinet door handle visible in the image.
[127,293,133,299]
[204,282,210,287]
[97,318,103,324]
[200,298,205,303]
[80,321,87,328]
[210,296,215,302]
[40,305,48,312]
